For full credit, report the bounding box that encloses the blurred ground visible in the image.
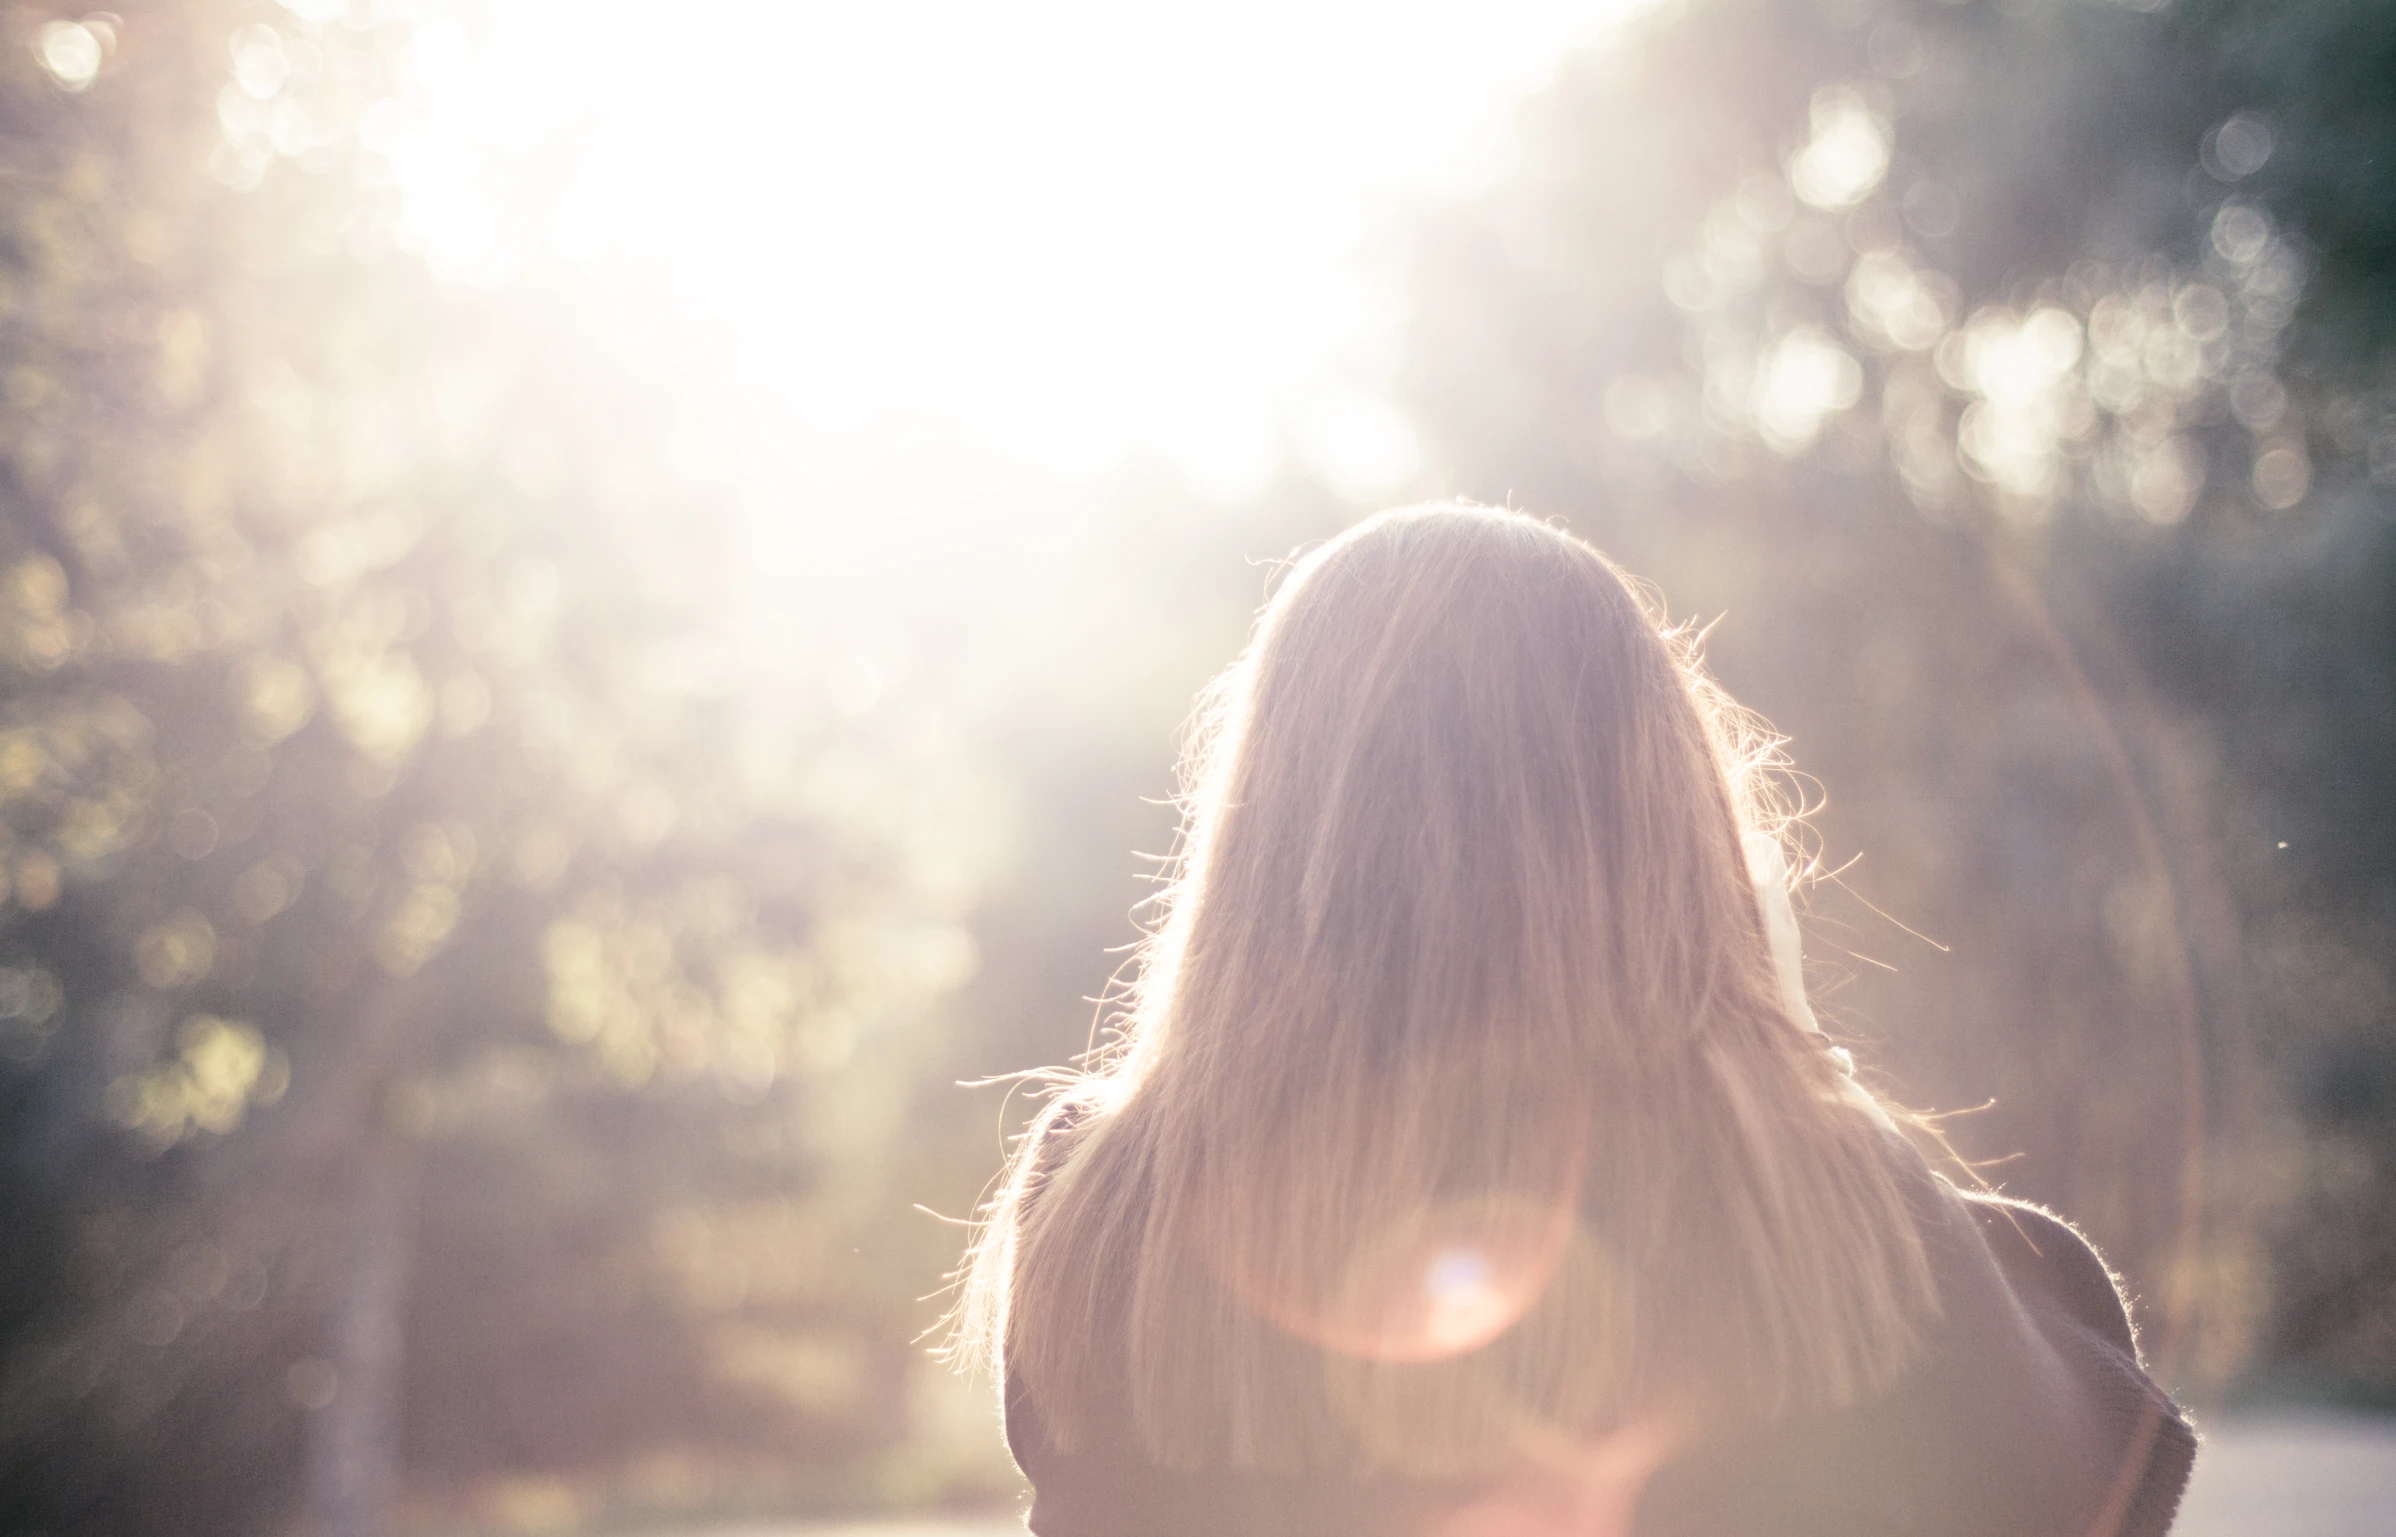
[649,1410,2396,1537]
[2174,1410,2396,1537]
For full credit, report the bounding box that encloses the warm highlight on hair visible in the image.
[953,504,1937,1475]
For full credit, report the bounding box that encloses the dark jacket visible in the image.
[1005,1144,2197,1537]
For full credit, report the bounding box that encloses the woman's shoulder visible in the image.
[1948,1185,2146,1359]
[1866,1130,2146,1362]
[1636,1157,2196,1537]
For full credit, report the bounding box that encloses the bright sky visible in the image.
[368,0,1658,498]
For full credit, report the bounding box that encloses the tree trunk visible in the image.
[303,1121,419,1537]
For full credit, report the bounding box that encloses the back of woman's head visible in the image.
[958,504,1934,1474]
[1172,503,1761,1090]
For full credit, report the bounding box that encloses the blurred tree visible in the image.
[1386,0,2396,1398]
[0,4,988,1535]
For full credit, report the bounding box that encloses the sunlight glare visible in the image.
[367,0,1660,498]
[1421,1246,1514,1356]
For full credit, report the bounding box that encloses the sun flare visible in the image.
[358,0,1657,497]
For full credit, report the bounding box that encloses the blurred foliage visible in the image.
[1380,0,2396,1400]
[1,0,2394,1534]
[0,2,992,1533]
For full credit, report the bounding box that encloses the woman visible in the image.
[954,504,2195,1536]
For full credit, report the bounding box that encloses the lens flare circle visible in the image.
[1225,1192,1580,1365]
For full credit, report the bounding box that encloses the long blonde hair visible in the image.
[953,504,1935,1475]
